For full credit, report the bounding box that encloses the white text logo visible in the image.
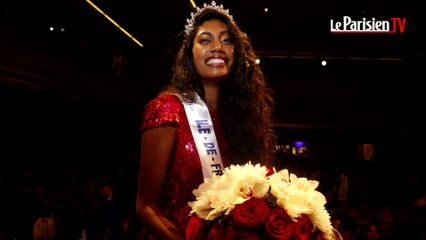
[330,16,406,33]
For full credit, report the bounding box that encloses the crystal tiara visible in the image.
[184,1,233,36]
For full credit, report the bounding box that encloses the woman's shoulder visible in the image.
[141,93,184,130]
[148,93,181,106]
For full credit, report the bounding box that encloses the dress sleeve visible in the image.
[141,94,183,131]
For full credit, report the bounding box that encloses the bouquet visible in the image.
[186,162,341,240]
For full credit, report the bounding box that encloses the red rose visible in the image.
[226,225,260,240]
[185,215,211,240]
[229,197,270,227]
[313,230,324,240]
[266,167,275,177]
[207,222,226,240]
[292,214,313,240]
[263,207,294,240]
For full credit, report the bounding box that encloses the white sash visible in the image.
[175,93,224,178]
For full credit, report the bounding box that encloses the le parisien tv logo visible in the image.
[330,16,406,33]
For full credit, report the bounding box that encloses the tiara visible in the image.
[184,1,233,36]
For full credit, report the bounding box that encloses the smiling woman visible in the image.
[134,1,276,239]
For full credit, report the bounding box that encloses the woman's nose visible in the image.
[211,39,224,52]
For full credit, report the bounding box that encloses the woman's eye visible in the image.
[221,38,232,44]
[199,38,210,44]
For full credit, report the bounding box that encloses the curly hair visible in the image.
[166,8,276,166]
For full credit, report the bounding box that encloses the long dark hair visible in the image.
[166,8,276,165]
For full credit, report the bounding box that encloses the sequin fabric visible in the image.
[141,94,229,231]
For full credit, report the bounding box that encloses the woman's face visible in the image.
[192,19,234,85]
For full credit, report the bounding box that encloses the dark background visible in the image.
[1,0,425,212]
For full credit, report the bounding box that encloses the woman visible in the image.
[135,2,276,239]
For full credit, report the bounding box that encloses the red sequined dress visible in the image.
[141,94,229,231]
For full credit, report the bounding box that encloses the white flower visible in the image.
[188,162,270,220]
[268,169,334,240]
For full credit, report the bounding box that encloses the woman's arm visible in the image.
[135,125,185,240]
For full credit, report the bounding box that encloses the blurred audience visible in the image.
[32,216,56,240]
[358,221,383,240]
[0,156,424,240]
